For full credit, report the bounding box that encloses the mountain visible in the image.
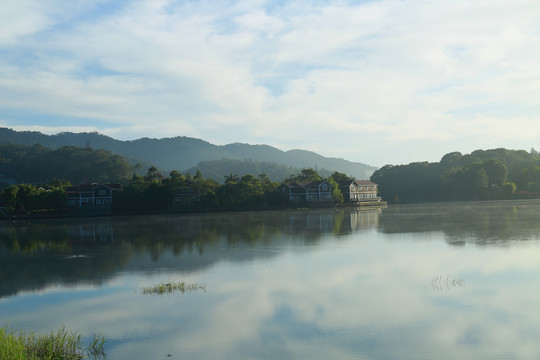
[0,128,377,179]
[184,158,311,182]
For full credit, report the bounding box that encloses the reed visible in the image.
[0,326,105,360]
[141,281,206,295]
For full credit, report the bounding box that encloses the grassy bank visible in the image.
[0,326,105,360]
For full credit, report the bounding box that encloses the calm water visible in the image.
[2,200,540,359]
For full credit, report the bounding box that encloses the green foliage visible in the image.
[501,182,517,197]
[0,325,105,360]
[285,168,323,183]
[144,166,163,182]
[371,162,441,203]
[185,158,299,182]
[330,171,355,184]
[327,178,344,204]
[0,184,68,215]
[371,148,540,202]
[0,149,355,213]
[0,143,131,184]
[0,127,376,179]
[140,281,206,295]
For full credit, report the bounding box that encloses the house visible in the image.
[66,183,122,208]
[338,180,381,203]
[278,180,333,203]
[173,185,200,204]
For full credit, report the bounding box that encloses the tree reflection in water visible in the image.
[0,209,382,298]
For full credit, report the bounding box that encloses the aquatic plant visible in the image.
[140,281,206,295]
[431,275,465,292]
[0,325,106,360]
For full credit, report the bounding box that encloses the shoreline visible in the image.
[0,202,390,221]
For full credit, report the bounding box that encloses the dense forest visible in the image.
[183,158,336,182]
[0,165,349,215]
[371,148,540,202]
[0,143,353,215]
[0,127,376,179]
[0,144,132,184]
[3,144,540,216]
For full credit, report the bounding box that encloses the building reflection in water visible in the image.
[69,224,115,243]
[349,209,381,230]
[284,209,382,237]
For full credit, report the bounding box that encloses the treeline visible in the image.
[183,158,330,182]
[114,167,346,212]
[371,148,540,202]
[0,144,132,184]
[0,167,350,216]
[114,168,285,212]
[0,143,335,185]
[0,181,70,215]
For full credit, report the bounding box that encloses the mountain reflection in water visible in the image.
[0,209,381,298]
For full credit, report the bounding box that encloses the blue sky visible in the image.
[1,0,539,166]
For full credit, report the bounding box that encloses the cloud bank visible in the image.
[1,0,539,166]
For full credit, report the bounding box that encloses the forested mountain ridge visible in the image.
[371,148,540,202]
[0,144,132,184]
[0,128,376,179]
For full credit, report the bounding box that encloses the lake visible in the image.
[2,200,540,359]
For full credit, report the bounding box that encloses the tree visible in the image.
[330,171,354,184]
[327,178,344,204]
[484,159,508,187]
[501,182,516,198]
[440,152,463,168]
[0,185,18,214]
[238,174,264,208]
[133,163,142,175]
[144,166,163,182]
[285,168,322,183]
[48,179,72,189]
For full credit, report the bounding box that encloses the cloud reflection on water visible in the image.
[2,202,540,359]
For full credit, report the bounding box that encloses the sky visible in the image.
[1,0,539,167]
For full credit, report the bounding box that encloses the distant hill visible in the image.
[184,158,331,182]
[0,128,377,179]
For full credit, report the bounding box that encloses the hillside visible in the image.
[371,148,540,202]
[0,128,377,179]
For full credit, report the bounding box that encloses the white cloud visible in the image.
[1,0,540,165]
[0,1,52,45]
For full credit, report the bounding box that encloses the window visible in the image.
[98,190,106,196]
[96,199,102,205]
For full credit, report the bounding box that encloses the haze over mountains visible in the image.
[0,128,376,181]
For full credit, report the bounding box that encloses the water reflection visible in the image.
[2,202,540,359]
[379,200,540,246]
[3,201,540,299]
[0,209,381,298]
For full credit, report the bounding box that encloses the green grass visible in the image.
[140,281,206,295]
[0,326,105,360]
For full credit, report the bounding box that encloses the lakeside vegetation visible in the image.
[370,148,540,202]
[2,144,540,215]
[0,163,349,215]
[140,281,206,295]
[0,326,105,360]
